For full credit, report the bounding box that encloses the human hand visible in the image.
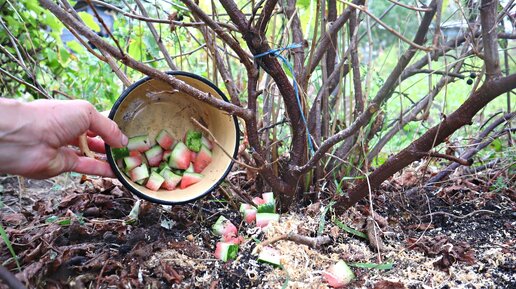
[0,98,128,179]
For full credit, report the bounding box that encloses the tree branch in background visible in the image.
[336,0,432,52]
[480,0,501,78]
[295,0,437,175]
[335,74,516,212]
[256,0,278,34]
[39,0,251,119]
[302,0,364,84]
[133,0,177,70]
[60,0,132,87]
[405,112,515,197]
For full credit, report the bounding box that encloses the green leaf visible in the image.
[298,0,311,8]
[333,219,368,239]
[490,139,502,152]
[348,262,394,270]
[57,219,72,226]
[128,37,143,61]
[67,40,85,54]
[46,216,59,223]
[78,11,100,32]
[0,223,21,271]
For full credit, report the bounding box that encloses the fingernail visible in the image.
[121,134,128,146]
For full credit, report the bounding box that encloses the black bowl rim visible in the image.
[105,71,240,205]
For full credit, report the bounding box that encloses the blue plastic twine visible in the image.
[253,43,315,155]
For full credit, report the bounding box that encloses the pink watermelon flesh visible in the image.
[156,129,174,150]
[129,150,142,157]
[145,145,163,167]
[162,150,172,162]
[180,172,202,189]
[223,234,244,245]
[127,135,151,152]
[202,136,214,150]
[161,170,182,190]
[145,171,165,191]
[193,145,212,173]
[243,209,257,224]
[252,197,266,206]
[130,163,149,182]
[124,156,142,171]
[168,142,191,170]
[190,151,197,161]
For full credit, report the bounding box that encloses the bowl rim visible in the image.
[105,71,240,205]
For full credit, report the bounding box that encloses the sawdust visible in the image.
[257,213,514,289]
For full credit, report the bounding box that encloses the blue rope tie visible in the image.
[253,43,315,155]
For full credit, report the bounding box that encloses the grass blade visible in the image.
[0,223,21,271]
[333,219,368,239]
[348,262,394,270]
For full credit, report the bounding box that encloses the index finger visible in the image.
[86,105,128,148]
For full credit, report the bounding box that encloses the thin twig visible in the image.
[90,0,238,30]
[337,0,433,51]
[85,0,125,56]
[387,0,433,12]
[190,117,261,170]
[253,232,331,253]
[134,0,177,70]
[417,152,472,166]
[421,210,495,219]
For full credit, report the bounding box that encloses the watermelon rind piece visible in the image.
[135,178,146,185]
[168,142,191,170]
[257,203,275,214]
[112,147,129,160]
[146,171,165,191]
[193,145,212,173]
[201,136,213,150]
[130,163,149,182]
[127,135,151,152]
[123,156,142,171]
[145,145,164,167]
[212,216,238,237]
[185,130,202,152]
[214,242,238,262]
[261,192,276,212]
[239,204,257,224]
[323,260,355,288]
[256,213,280,228]
[258,247,281,267]
[180,171,202,189]
[161,170,182,190]
[150,167,159,173]
[155,129,174,150]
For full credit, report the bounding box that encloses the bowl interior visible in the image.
[109,73,238,204]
